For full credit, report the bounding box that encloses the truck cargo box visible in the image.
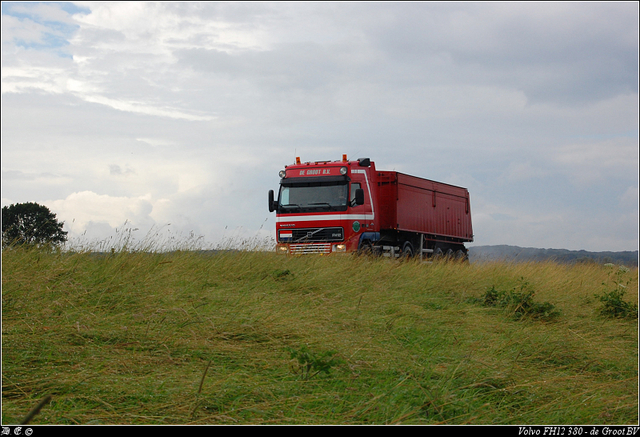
[377,172,473,242]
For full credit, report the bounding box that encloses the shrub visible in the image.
[480,280,560,320]
[594,265,638,320]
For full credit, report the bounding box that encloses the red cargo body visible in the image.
[377,172,473,242]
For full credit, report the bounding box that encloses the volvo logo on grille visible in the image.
[307,232,313,238]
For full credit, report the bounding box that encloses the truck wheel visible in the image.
[455,249,468,262]
[358,241,374,256]
[402,242,414,258]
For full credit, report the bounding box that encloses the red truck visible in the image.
[268,155,473,259]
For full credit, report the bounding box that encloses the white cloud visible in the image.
[71,2,273,54]
[79,93,216,121]
[1,14,48,46]
[552,137,638,185]
[50,190,154,231]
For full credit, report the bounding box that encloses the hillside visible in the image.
[2,247,638,425]
[469,245,638,266]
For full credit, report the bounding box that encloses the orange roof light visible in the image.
[296,157,301,164]
[342,154,348,162]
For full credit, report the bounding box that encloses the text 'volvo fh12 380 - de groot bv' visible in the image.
[268,155,473,259]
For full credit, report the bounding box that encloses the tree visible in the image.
[2,202,68,247]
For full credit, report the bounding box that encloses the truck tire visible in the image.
[402,242,414,258]
[358,240,374,256]
[455,249,468,261]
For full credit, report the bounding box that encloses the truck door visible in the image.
[350,170,374,236]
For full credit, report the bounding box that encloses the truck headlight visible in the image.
[332,244,346,253]
[276,244,289,254]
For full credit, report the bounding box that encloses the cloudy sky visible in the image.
[2,2,638,252]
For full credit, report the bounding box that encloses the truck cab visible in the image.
[268,155,376,254]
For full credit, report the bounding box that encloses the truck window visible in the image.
[350,183,362,206]
[278,183,348,211]
[280,187,290,205]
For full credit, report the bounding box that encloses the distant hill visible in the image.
[468,245,638,267]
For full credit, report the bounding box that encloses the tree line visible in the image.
[469,245,638,267]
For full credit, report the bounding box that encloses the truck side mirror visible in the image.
[355,188,365,206]
[268,190,275,212]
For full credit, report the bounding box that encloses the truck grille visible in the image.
[289,243,332,255]
[278,227,344,243]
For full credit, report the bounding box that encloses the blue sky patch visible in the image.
[2,2,91,57]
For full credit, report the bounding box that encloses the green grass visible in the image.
[2,246,638,425]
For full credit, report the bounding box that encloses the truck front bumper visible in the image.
[276,243,347,255]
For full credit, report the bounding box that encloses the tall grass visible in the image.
[2,244,637,425]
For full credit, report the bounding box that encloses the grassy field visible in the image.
[2,246,638,425]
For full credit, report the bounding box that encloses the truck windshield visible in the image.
[279,183,348,212]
